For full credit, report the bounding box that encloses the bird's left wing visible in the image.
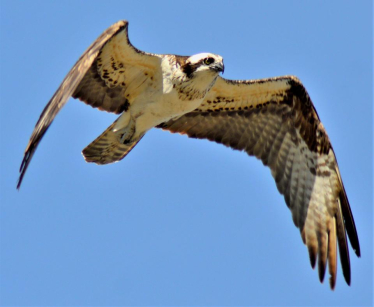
[157,75,360,288]
[17,20,162,188]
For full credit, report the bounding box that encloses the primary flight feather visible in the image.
[17,20,360,289]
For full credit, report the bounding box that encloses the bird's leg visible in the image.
[113,112,136,144]
[117,119,136,144]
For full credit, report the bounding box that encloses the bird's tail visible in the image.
[82,120,144,164]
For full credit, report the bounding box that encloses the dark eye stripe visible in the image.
[204,57,215,65]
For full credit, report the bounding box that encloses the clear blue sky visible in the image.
[0,1,372,306]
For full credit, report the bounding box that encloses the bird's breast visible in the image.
[131,90,203,134]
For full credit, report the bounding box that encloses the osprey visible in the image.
[17,20,360,289]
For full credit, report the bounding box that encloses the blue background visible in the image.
[1,1,372,306]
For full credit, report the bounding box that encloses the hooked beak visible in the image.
[212,62,224,74]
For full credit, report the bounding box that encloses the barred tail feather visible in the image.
[82,121,143,165]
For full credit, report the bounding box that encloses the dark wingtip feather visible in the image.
[17,141,37,189]
[17,158,27,190]
[336,204,351,286]
[329,276,336,290]
[308,246,317,269]
[317,236,328,284]
[339,188,361,258]
[318,258,327,283]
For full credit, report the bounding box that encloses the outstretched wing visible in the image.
[157,75,360,289]
[17,20,162,189]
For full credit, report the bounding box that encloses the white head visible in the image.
[182,53,224,78]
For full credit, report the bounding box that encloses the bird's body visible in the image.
[125,54,221,138]
[18,20,360,289]
[79,52,223,164]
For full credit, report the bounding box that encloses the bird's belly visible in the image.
[132,92,202,133]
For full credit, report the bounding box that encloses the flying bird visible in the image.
[17,20,360,289]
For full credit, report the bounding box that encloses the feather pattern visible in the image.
[18,20,360,290]
[158,76,360,289]
[17,20,161,188]
[82,118,144,164]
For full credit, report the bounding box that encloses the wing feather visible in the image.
[157,75,360,288]
[17,20,162,188]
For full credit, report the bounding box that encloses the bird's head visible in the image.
[182,53,224,78]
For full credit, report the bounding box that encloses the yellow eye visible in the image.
[204,57,215,65]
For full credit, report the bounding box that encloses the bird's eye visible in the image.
[203,57,215,65]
